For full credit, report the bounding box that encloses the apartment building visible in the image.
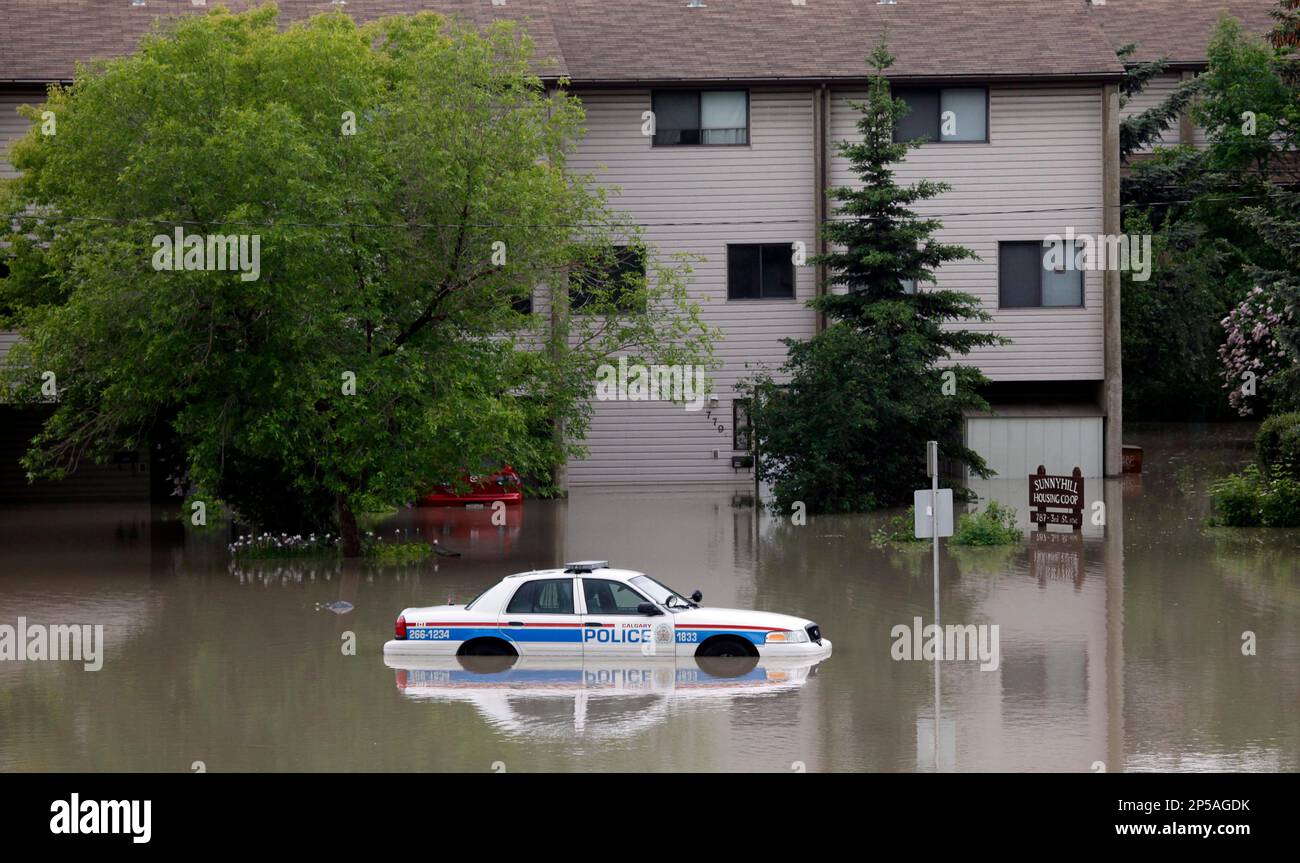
[0,0,1273,499]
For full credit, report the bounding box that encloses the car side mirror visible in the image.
[636,602,663,616]
[690,590,703,604]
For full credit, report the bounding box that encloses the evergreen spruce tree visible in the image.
[1116,43,1205,161]
[742,42,1004,514]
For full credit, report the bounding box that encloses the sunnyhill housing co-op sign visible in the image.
[1028,466,1084,532]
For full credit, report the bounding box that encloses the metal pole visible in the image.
[929,440,940,772]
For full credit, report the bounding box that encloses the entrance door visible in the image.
[578,578,673,656]
[497,577,582,655]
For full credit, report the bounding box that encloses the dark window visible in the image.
[506,578,575,614]
[733,399,752,452]
[570,245,646,312]
[512,289,532,315]
[998,241,1084,308]
[895,88,940,142]
[894,87,988,143]
[0,259,9,318]
[652,90,749,146]
[727,243,795,300]
[581,579,650,615]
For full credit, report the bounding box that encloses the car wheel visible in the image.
[696,636,754,658]
[458,638,517,657]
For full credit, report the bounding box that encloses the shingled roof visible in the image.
[551,0,1124,83]
[1085,0,1278,66]
[0,0,1127,85]
[0,1,568,83]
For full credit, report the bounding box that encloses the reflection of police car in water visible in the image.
[383,561,830,660]
[385,653,828,739]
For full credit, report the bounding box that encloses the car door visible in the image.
[498,577,582,656]
[578,578,672,656]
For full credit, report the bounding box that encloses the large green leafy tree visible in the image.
[1218,4,1300,413]
[741,43,1002,514]
[1120,16,1295,419]
[0,6,712,554]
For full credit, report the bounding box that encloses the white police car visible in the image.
[383,561,830,659]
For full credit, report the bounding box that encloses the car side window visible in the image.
[506,579,574,614]
[582,579,649,615]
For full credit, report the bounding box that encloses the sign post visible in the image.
[928,442,939,645]
[912,441,955,771]
[928,441,939,774]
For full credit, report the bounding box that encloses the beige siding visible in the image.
[1122,71,1211,150]
[0,86,44,178]
[563,88,817,487]
[830,84,1106,382]
[1120,71,1184,152]
[0,330,18,364]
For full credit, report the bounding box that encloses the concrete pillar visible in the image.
[1102,82,1124,477]
[1104,476,1126,771]
[1180,70,1197,145]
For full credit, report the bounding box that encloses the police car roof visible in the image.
[504,567,644,581]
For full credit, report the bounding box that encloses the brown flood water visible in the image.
[1,423,1297,772]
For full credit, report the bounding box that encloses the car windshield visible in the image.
[630,575,691,608]
[463,585,491,611]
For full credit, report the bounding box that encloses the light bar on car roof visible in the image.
[563,560,609,573]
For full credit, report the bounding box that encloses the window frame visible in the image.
[651,88,751,148]
[579,578,653,616]
[511,288,533,316]
[892,86,990,144]
[569,244,648,314]
[732,398,752,452]
[725,242,797,301]
[997,240,1086,310]
[569,243,650,313]
[505,577,577,616]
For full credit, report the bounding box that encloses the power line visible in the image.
[0,194,1278,234]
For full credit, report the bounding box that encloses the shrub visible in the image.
[952,501,1023,546]
[1209,466,1264,526]
[178,492,225,530]
[1256,411,1300,479]
[1207,464,1300,527]
[1259,474,1300,526]
[871,507,928,549]
[364,540,434,565]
